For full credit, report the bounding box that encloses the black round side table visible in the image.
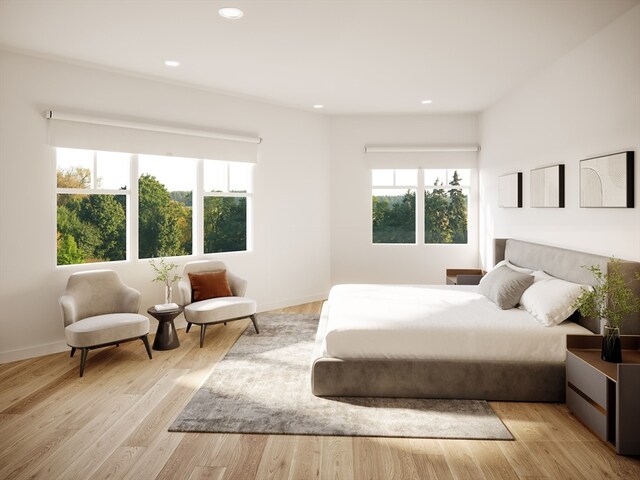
[147,306,183,350]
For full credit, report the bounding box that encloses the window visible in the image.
[371,168,470,245]
[56,148,252,266]
[56,148,129,265]
[203,160,251,253]
[372,169,417,243]
[138,155,195,259]
[424,169,469,244]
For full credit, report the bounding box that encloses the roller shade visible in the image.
[365,146,479,169]
[46,110,260,163]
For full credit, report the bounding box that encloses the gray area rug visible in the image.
[170,313,513,439]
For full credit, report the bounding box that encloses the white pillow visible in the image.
[520,270,591,326]
[493,259,534,275]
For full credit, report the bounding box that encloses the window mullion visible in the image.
[130,154,139,261]
[417,169,425,245]
[194,159,204,255]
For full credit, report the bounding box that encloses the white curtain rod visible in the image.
[364,146,480,153]
[45,110,262,145]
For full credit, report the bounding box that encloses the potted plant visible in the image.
[573,260,640,362]
[149,257,181,305]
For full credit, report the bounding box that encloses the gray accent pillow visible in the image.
[479,265,534,309]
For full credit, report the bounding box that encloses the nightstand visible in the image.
[566,335,640,455]
[445,268,486,285]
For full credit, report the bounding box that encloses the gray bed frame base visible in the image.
[311,238,640,402]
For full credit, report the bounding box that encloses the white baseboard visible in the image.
[0,340,69,365]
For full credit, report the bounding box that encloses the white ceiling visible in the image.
[1,0,638,114]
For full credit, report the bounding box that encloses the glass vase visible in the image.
[601,325,622,363]
[165,285,172,304]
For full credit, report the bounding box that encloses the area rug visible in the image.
[169,313,513,439]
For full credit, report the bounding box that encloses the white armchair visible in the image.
[59,270,152,376]
[179,260,258,348]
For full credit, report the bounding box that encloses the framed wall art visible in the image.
[499,172,522,208]
[531,164,565,208]
[580,151,634,208]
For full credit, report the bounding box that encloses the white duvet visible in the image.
[323,284,592,363]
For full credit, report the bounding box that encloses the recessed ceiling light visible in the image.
[219,7,244,19]
[421,99,433,104]
[313,104,324,109]
[164,60,180,67]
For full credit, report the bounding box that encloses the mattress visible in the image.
[323,284,592,363]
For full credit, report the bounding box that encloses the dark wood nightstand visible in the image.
[445,269,486,285]
[566,335,640,455]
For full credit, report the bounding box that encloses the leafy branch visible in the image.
[149,257,181,288]
[572,259,640,329]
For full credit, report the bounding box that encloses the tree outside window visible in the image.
[371,168,469,245]
[203,160,251,254]
[56,148,128,265]
[424,169,469,244]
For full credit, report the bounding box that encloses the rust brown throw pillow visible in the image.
[189,270,233,302]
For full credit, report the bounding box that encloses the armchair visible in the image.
[59,270,152,376]
[179,260,258,347]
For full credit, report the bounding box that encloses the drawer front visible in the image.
[566,387,607,441]
[566,353,607,409]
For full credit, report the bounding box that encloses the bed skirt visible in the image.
[311,303,566,402]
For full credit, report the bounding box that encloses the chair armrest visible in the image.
[120,286,142,313]
[227,271,247,297]
[178,279,192,306]
[59,294,78,327]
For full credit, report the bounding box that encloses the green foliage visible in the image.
[56,232,84,265]
[447,171,468,244]
[372,190,416,243]
[57,194,124,264]
[149,257,181,287]
[138,174,191,259]
[573,260,640,329]
[56,169,196,265]
[424,178,452,244]
[204,197,247,253]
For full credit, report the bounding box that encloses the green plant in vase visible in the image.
[149,257,181,305]
[573,260,640,363]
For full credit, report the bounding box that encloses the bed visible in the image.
[311,239,640,402]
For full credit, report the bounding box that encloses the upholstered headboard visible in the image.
[494,238,640,335]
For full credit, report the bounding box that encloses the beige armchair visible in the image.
[179,260,258,348]
[59,270,152,376]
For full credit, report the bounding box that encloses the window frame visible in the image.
[371,167,472,246]
[55,147,253,267]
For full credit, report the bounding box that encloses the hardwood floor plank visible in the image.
[155,433,224,480]
[255,435,296,480]
[321,436,354,480]
[288,435,322,480]
[187,466,226,480]
[210,434,267,480]
[120,431,185,480]
[88,446,145,480]
[439,439,487,480]
[466,440,519,480]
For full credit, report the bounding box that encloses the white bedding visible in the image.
[323,284,592,363]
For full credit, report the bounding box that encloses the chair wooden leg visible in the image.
[199,324,207,348]
[79,348,88,377]
[141,335,153,359]
[70,347,76,358]
[250,314,260,334]
[186,322,192,333]
[224,322,227,326]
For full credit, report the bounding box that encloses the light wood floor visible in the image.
[1,301,639,480]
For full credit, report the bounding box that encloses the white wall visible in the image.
[330,114,480,285]
[479,5,640,267]
[0,51,331,362]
